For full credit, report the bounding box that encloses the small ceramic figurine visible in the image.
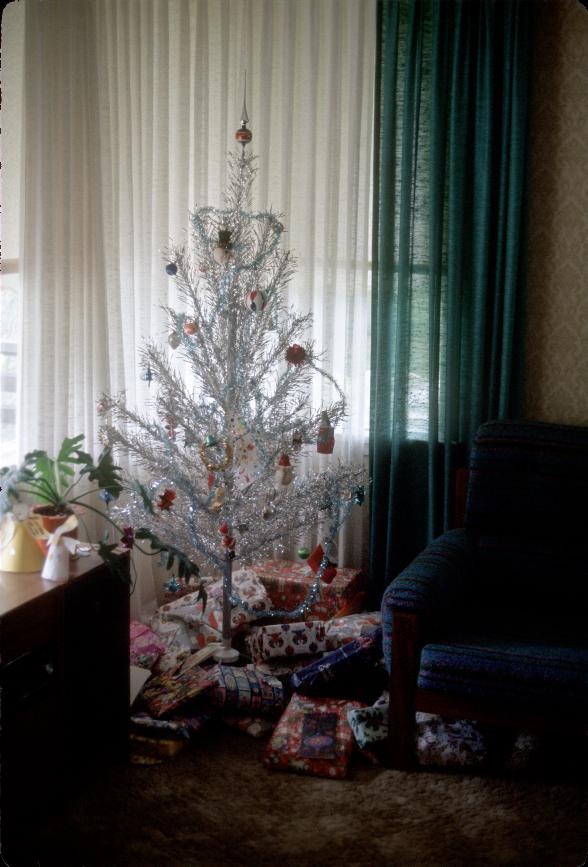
[275,453,294,486]
[316,411,335,454]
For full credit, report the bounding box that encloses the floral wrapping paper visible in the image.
[415,713,488,768]
[142,666,217,718]
[250,559,368,620]
[208,664,285,716]
[346,695,488,768]
[324,612,382,650]
[263,694,364,778]
[290,629,386,702]
[159,568,272,649]
[130,620,167,670]
[244,621,327,663]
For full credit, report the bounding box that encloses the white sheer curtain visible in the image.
[17,0,375,615]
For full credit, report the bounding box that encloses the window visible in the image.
[1,2,23,465]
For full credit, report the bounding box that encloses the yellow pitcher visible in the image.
[0,512,46,572]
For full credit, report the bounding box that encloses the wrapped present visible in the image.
[324,612,382,650]
[253,655,321,680]
[347,691,389,750]
[251,558,367,621]
[162,576,203,604]
[207,664,285,716]
[290,629,386,703]
[263,694,364,778]
[142,666,217,718]
[129,733,186,761]
[149,615,194,672]
[159,568,272,649]
[415,713,488,768]
[130,620,167,670]
[130,709,214,740]
[244,621,327,664]
[221,714,276,738]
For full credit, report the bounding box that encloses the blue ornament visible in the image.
[354,486,365,505]
[165,263,178,276]
[99,489,114,506]
[141,364,153,383]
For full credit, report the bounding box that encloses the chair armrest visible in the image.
[381,528,474,672]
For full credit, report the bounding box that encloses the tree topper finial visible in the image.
[235,72,252,148]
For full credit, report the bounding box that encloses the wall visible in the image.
[525,0,588,424]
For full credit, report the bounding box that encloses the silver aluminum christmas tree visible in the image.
[99,101,365,662]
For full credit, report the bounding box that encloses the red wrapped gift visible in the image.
[250,559,367,621]
[263,694,364,778]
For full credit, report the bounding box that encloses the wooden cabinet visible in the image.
[0,553,129,865]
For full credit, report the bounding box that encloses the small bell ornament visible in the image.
[275,453,294,486]
[316,411,335,455]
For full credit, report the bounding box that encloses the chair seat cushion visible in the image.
[418,628,588,710]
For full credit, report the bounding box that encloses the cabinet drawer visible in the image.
[0,592,61,665]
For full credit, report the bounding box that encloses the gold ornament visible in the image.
[198,440,233,472]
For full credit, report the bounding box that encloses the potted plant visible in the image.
[1,435,204,587]
[15,435,123,552]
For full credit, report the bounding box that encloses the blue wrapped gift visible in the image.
[290,628,386,702]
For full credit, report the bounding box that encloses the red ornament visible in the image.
[278,453,291,467]
[222,535,236,550]
[208,472,216,490]
[158,489,176,511]
[184,319,197,336]
[235,127,252,144]
[285,344,307,365]
[219,520,229,535]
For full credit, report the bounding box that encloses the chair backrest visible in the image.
[465,420,588,538]
[464,420,588,611]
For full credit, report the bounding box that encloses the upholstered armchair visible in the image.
[382,420,588,769]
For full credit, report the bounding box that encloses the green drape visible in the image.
[369,0,534,603]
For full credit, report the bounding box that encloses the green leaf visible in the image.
[57,434,85,464]
[134,528,199,579]
[135,482,155,516]
[84,448,123,499]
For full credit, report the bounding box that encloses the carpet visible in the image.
[33,727,587,867]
